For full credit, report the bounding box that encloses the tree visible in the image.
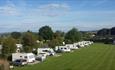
[2,37,17,58]
[65,28,82,43]
[47,30,65,48]
[111,27,115,35]
[81,32,94,40]
[22,32,37,52]
[54,31,65,38]
[11,32,21,39]
[97,28,110,36]
[39,26,53,40]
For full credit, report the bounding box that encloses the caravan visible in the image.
[12,53,35,63]
[55,46,71,52]
[78,42,85,47]
[36,48,55,61]
[37,48,55,56]
[73,43,81,48]
[66,44,79,50]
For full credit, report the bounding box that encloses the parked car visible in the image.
[13,59,27,66]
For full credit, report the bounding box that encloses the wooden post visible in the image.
[0,59,10,70]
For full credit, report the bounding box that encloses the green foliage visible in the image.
[39,26,54,40]
[94,27,115,43]
[48,31,64,48]
[0,37,3,44]
[111,27,115,35]
[22,32,37,46]
[0,64,4,70]
[48,38,63,48]
[23,46,33,53]
[22,32,37,52]
[54,31,65,38]
[2,37,16,57]
[97,28,110,36]
[11,32,21,39]
[96,27,115,36]
[65,28,82,43]
[81,32,94,40]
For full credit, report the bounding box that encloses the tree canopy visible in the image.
[11,32,21,39]
[65,28,82,43]
[97,28,110,36]
[39,26,54,40]
[111,27,115,35]
[22,32,37,52]
[2,37,17,57]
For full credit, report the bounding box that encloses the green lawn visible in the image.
[13,43,115,70]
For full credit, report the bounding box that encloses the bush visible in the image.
[0,64,4,70]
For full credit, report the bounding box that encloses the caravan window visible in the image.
[61,48,63,49]
[43,50,49,52]
[64,48,67,49]
[20,56,22,58]
[24,56,27,58]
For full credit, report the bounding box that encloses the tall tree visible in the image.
[48,31,64,48]
[22,32,37,52]
[39,26,53,40]
[54,30,65,38]
[2,37,17,57]
[65,28,81,43]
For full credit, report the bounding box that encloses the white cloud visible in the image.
[35,3,70,17]
[0,0,20,16]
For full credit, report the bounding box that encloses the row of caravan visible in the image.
[12,41,93,65]
[55,41,93,52]
[12,48,56,63]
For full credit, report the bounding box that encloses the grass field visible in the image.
[13,43,115,70]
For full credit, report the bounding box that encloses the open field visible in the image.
[13,43,115,70]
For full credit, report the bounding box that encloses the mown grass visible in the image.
[13,43,115,70]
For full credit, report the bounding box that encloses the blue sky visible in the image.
[0,0,115,33]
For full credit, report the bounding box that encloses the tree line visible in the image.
[0,25,83,59]
[97,27,115,36]
[91,27,115,43]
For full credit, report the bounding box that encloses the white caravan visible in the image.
[78,42,85,47]
[66,44,78,50]
[55,46,71,52]
[83,41,89,46]
[12,53,35,63]
[37,48,55,56]
[73,43,81,48]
